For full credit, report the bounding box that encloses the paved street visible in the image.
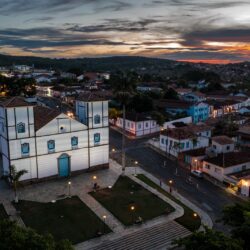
[110,129,243,232]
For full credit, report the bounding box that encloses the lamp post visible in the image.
[68,181,71,197]
[102,215,107,234]
[130,205,135,224]
[93,175,97,191]
[194,159,198,170]
[111,148,116,160]
[134,161,138,176]
[169,180,173,193]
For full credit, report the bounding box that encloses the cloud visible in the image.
[67,18,162,33]
[0,0,131,14]
[183,28,250,45]
[24,17,54,23]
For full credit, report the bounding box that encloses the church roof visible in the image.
[34,106,60,131]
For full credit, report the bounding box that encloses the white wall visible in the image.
[212,141,235,154]
[10,157,37,181]
[89,145,109,167]
[160,134,209,157]
[116,118,160,137]
[203,161,250,182]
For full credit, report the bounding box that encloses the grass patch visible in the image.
[90,175,174,226]
[0,204,8,220]
[14,196,111,244]
[136,174,201,231]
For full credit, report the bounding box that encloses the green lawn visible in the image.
[14,196,111,244]
[90,175,174,226]
[136,174,201,232]
[0,204,8,220]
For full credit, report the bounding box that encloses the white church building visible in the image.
[0,96,109,182]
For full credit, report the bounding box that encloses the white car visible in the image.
[191,170,203,178]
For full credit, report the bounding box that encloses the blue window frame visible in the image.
[94,133,100,143]
[17,122,25,133]
[47,140,55,151]
[0,122,4,132]
[94,114,101,124]
[21,143,29,155]
[71,136,78,147]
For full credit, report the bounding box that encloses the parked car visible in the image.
[191,170,203,178]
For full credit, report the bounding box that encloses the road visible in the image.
[109,129,243,232]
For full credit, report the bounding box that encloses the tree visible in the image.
[111,73,136,175]
[150,111,166,126]
[128,94,153,113]
[9,165,28,203]
[174,227,243,250]
[164,88,179,100]
[0,219,73,250]
[221,202,250,250]
[109,108,121,124]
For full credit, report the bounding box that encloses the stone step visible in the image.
[89,221,190,250]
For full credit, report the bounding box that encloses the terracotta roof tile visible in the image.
[212,135,234,145]
[34,106,60,131]
[161,124,212,140]
[0,97,32,107]
[204,152,250,168]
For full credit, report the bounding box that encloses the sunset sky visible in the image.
[1,0,250,63]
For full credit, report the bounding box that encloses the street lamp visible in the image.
[169,180,173,193]
[92,175,97,191]
[130,205,135,224]
[111,148,116,152]
[68,181,71,197]
[102,215,107,234]
[193,212,198,218]
[134,161,138,176]
[194,159,198,170]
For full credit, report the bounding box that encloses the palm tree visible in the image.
[9,165,28,203]
[112,73,136,175]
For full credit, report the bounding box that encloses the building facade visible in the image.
[0,97,109,181]
[159,124,211,157]
[110,112,160,137]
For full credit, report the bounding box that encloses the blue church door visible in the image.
[58,154,70,177]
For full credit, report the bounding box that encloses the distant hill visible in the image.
[1,54,250,83]
[0,54,181,72]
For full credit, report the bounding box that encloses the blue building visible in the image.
[161,100,209,124]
